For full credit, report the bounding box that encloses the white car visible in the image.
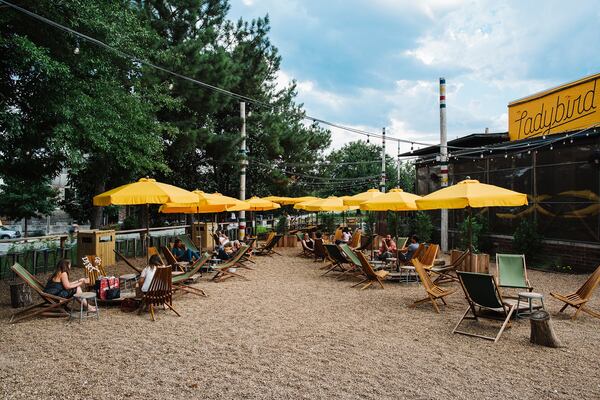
[0,226,21,239]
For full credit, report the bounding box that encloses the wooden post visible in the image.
[530,310,562,348]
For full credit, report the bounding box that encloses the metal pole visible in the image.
[439,77,449,252]
[397,140,401,188]
[380,127,386,193]
[239,102,247,240]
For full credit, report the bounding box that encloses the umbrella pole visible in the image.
[146,203,150,261]
[468,206,473,253]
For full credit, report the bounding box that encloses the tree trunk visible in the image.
[23,218,28,238]
[91,181,105,229]
[530,310,562,348]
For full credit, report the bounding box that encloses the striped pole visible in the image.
[440,78,448,252]
[380,127,386,193]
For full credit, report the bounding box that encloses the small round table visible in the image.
[69,292,99,322]
[120,273,138,293]
[516,292,545,318]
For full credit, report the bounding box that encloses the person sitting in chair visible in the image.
[377,234,397,261]
[399,235,420,263]
[138,254,163,296]
[302,233,314,249]
[336,227,352,245]
[44,259,96,312]
[216,240,241,260]
[172,239,200,262]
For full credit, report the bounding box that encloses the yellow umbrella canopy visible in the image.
[360,188,420,211]
[416,179,528,210]
[159,191,246,214]
[244,196,281,211]
[288,196,319,205]
[93,177,197,206]
[343,188,383,206]
[261,195,296,205]
[300,196,358,212]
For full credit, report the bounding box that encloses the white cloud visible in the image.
[241,0,254,5]
[369,0,467,19]
[276,70,348,113]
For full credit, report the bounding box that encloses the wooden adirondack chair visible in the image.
[9,263,71,323]
[322,244,350,276]
[81,255,107,291]
[550,265,600,320]
[313,238,327,262]
[353,252,389,290]
[349,230,362,249]
[254,234,282,256]
[333,227,343,242]
[139,266,180,321]
[299,238,314,258]
[410,260,456,313]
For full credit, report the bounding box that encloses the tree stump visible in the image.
[530,310,562,348]
[9,281,32,308]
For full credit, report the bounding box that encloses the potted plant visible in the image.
[451,214,490,273]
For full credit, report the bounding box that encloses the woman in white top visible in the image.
[139,255,163,294]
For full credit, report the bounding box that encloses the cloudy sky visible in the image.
[228,0,600,154]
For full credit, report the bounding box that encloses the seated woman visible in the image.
[216,240,241,260]
[172,239,200,262]
[217,231,230,248]
[302,233,314,249]
[137,254,163,296]
[44,259,96,312]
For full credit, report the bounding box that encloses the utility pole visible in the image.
[380,127,386,193]
[239,102,247,241]
[439,78,449,252]
[397,141,401,188]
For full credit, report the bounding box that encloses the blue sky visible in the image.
[228,0,600,154]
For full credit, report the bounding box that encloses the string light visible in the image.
[410,142,414,153]
[480,153,483,158]
[367,134,370,144]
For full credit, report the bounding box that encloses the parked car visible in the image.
[0,226,21,239]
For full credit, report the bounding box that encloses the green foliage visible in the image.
[319,213,337,234]
[513,219,543,261]
[0,178,57,234]
[315,141,414,197]
[412,212,434,243]
[275,216,287,234]
[459,216,485,253]
[121,215,138,231]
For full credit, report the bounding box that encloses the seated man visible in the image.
[399,235,420,263]
[172,239,200,262]
[377,234,397,261]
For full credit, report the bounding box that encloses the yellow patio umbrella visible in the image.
[343,188,383,206]
[301,196,358,212]
[360,188,420,211]
[159,191,249,214]
[288,196,319,205]
[261,195,297,205]
[237,196,281,235]
[416,179,528,251]
[93,177,198,250]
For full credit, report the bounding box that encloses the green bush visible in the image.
[121,215,138,230]
[513,219,543,261]
[412,211,433,243]
[459,215,484,253]
[320,213,336,234]
[275,216,287,234]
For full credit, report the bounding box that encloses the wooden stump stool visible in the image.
[9,281,32,308]
[530,310,562,348]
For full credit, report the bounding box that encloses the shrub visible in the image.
[513,219,543,261]
[412,211,433,243]
[275,216,287,234]
[459,215,485,253]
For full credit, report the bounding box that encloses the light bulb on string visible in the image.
[550,144,553,150]
[504,153,508,158]
[410,142,414,153]
[480,153,483,158]
[570,138,573,143]
[367,134,370,143]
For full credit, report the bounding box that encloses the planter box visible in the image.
[451,250,490,273]
[276,234,298,248]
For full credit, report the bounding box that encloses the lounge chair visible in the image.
[254,234,283,256]
[453,271,516,342]
[149,246,168,266]
[172,252,210,297]
[9,263,71,323]
[160,246,188,271]
[139,266,180,321]
[396,237,409,251]
[322,244,350,276]
[410,260,456,313]
[113,249,143,274]
[178,234,201,254]
[550,265,600,320]
[313,238,327,262]
[353,252,389,290]
[348,229,362,249]
[299,238,314,258]
[355,234,376,252]
[496,253,533,293]
[338,243,365,280]
[212,245,253,282]
[427,249,468,284]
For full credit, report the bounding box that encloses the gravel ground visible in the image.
[0,248,599,399]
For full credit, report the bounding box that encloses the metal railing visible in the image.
[0,225,188,280]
